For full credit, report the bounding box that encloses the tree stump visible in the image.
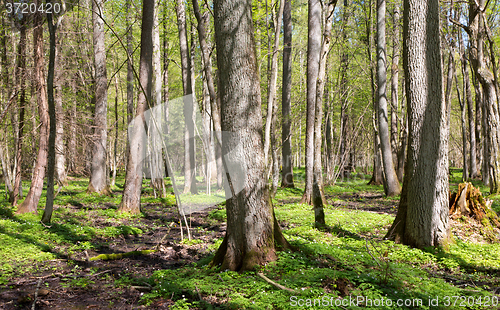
[449,182,500,229]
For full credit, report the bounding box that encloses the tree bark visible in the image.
[468,0,500,193]
[263,0,284,165]
[42,4,57,224]
[176,0,197,195]
[376,0,401,196]
[385,0,449,247]
[88,0,110,195]
[12,22,26,205]
[281,0,294,188]
[211,0,291,271]
[390,2,400,171]
[192,0,223,189]
[300,0,321,205]
[17,2,49,214]
[55,30,67,186]
[118,0,155,213]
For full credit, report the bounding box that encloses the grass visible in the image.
[1,168,499,309]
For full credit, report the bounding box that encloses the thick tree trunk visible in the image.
[300,0,321,205]
[385,0,449,247]
[281,0,294,188]
[376,0,401,196]
[211,0,291,271]
[88,0,110,195]
[17,3,49,214]
[118,0,155,213]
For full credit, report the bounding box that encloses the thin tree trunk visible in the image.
[377,0,401,196]
[390,2,400,170]
[42,4,58,224]
[300,0,321,206]
[461,41,478,178]
[176,0,197,194]
[281,0,294,188]
[88,0,110,195]
[263,0,284,165]
[17,2,49,214]
[55,37,67,186]
[118,0,155,213]
[12,23,26,205]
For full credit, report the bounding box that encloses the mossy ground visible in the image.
[0,168,499,309]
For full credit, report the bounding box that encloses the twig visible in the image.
[156,222,175,250]
[31,278,42,310]
[365,239,382,268]
[257,273,297,293]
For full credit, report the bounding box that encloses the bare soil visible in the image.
[0,203,225,310]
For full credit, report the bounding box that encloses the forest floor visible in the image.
[0,170,500,309]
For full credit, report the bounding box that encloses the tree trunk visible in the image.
[192,0,223,189]
[460,38,478,178]
[263,0,284,165]
[468,0,500,193]
[88,0,110,195]
[390,2,400,171]
[55,34,67,186]
[385,0,449,247]
[376,0,401,196]
[456,68,469,181]
[211,0,291,271]
[175,0,197,195]
[281,0,294,188]
[118,0,155,213]
[17,2,49,214]
[150,0,166,196]
[12,22,26,205]
[300,0,321,205]
[42,5,57,224]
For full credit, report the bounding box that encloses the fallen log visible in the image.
[89,249,156,261]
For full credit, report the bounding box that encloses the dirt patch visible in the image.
[327,193,398,215]
[0,203,225,310]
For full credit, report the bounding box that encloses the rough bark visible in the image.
[17,3,49,214]
[385,0,449,248]
[376,0,401,196]
[118,0,155,214]
[55,32,67,185]
[300,0,321,205]
[281,0,294,188]
[88,0,110,195]
[211,0,291,271]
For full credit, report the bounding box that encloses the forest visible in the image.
[0,0,500,308]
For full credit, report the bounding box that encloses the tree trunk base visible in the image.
[211,212,295,271]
